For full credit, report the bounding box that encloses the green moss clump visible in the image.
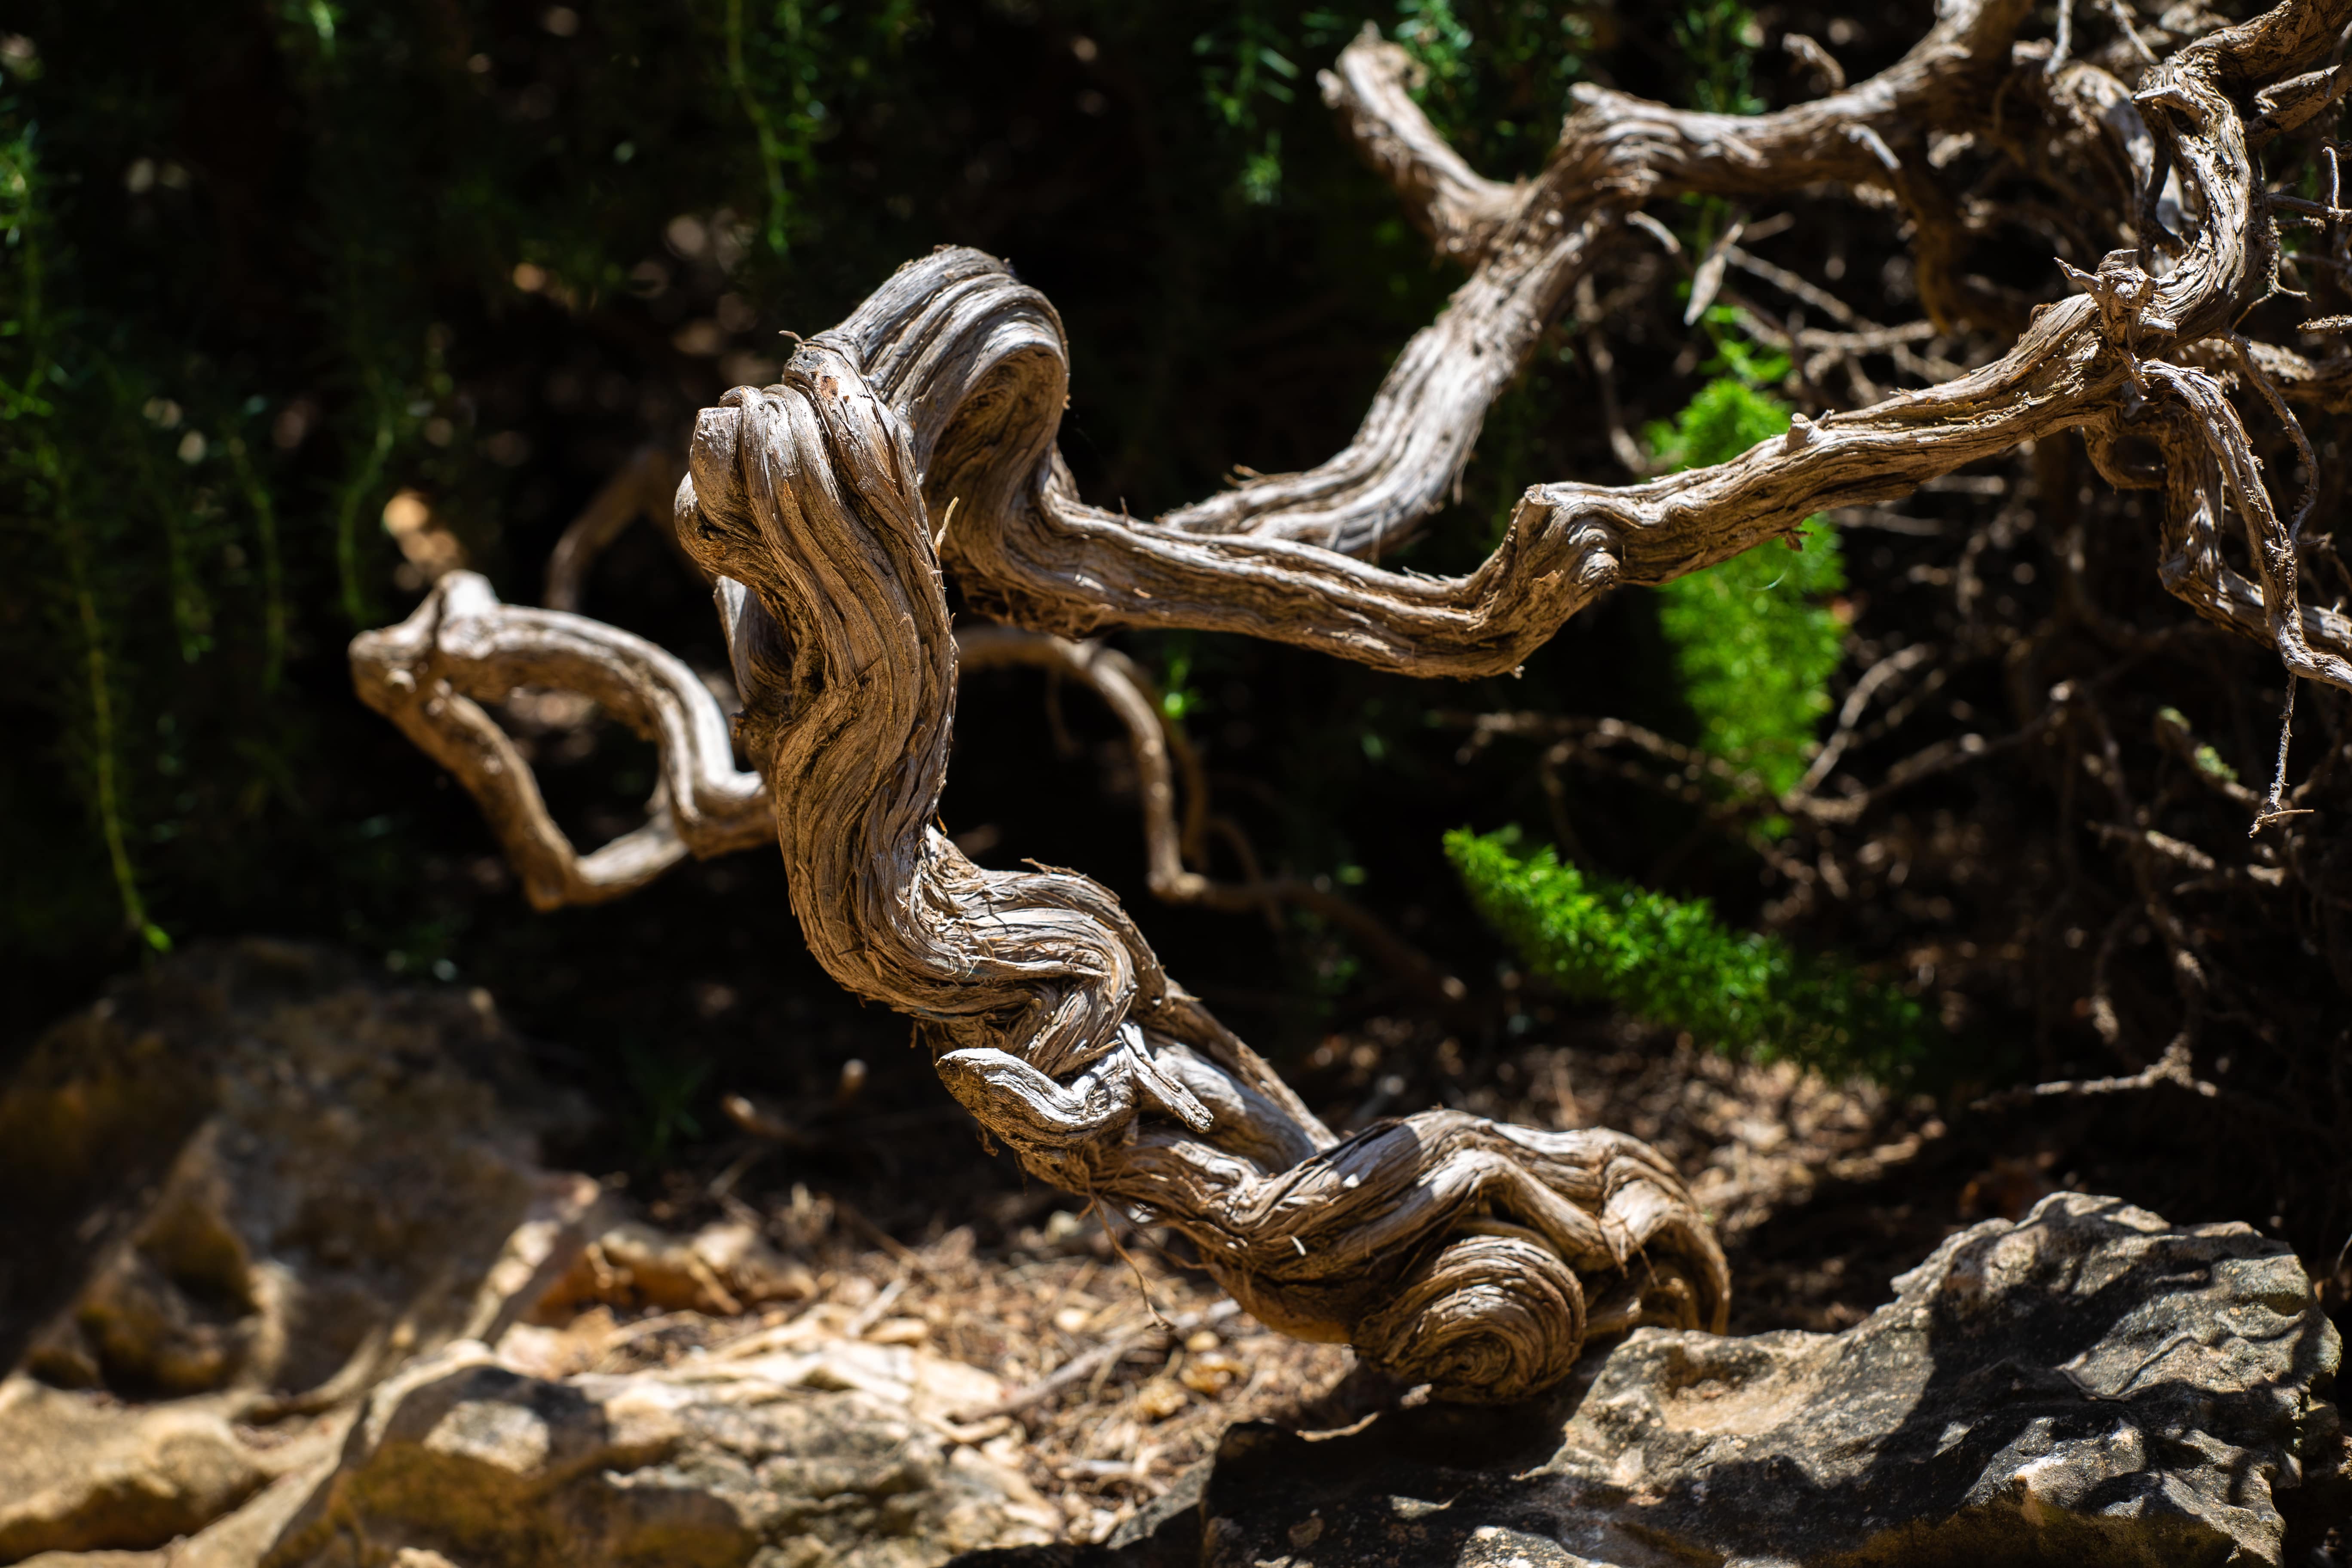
[1446,827,1929,1082]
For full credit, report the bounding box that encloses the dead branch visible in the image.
[1128,2,2038,557]
[1315,26,1520,266]
[350,571,771,910]
[354,0,2352,1401]
[542,444,692,612]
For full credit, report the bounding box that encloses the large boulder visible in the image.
[1010,1194,2346,1568]
[0,940,595,1402]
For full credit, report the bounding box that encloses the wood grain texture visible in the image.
[353,0,2352,1399]
[351,571,771,910]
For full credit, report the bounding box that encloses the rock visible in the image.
[0,1385,351,1567]
[256,1337,1059,1567]
[1,945,1063,1568]
[532,1218,819,1319]
[1023,1194,2346,1568]
[1,940,595,1404]
[11,1445,355,1568]
[0,1379,270,1559]
[0,941,606,1560]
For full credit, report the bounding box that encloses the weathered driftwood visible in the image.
[355,0,2352,1400]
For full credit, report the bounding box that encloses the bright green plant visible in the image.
[1439,342,1882,1080]
[1645,377,1846,796]
[1447,828,1929,1080]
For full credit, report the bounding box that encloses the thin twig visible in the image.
[1585,329,1654,477]
[1796,642,1939,795]
[1686,215,1747,325]
[2253,676,2313,833]
[2230,334,2321,545]
[2104,0,2158,65]
[955,1300,1241,1421]
[2048,0,2075,75]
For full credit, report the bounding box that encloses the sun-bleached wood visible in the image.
[351,571,772,909]
[354,0,2352,1400]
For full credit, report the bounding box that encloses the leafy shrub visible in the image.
[1645,377,1846,794]
[1446,827,1930,1081]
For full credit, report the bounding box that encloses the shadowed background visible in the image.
[3,0,2346,1348]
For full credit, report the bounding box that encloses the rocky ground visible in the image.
[0,943,2342,1566]
[999,1191,2347,1568]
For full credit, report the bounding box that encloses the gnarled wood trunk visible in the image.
[353,0,2352,1399]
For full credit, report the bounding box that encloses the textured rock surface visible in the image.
[0,1379,274,1559]
[975,1194,2347,1568]
[3,1334,1059,1568]
[0,943,612,1562]
[1,940,594,1402]
[255,1338,1057,1568]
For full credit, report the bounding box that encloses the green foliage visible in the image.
[1390,0,1602,175]
[1447,828,1930,1081]
[1642,371,1790,471]
[727,0,927,253]
[1180,0,1619,208]
[1156,631,1203,722]
[2157,707,2241,783]
[1688,299,1791,386]
[0,66,164,952]
[621,1044,710,1170]
[1645,378,1845,795]
[1670,0,1763,114]
[1196,4,1302,205]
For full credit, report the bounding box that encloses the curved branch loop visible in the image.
[350,572,771,909]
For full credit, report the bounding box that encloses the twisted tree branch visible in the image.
[351,572,770,909]
[353,0,2352,1400]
